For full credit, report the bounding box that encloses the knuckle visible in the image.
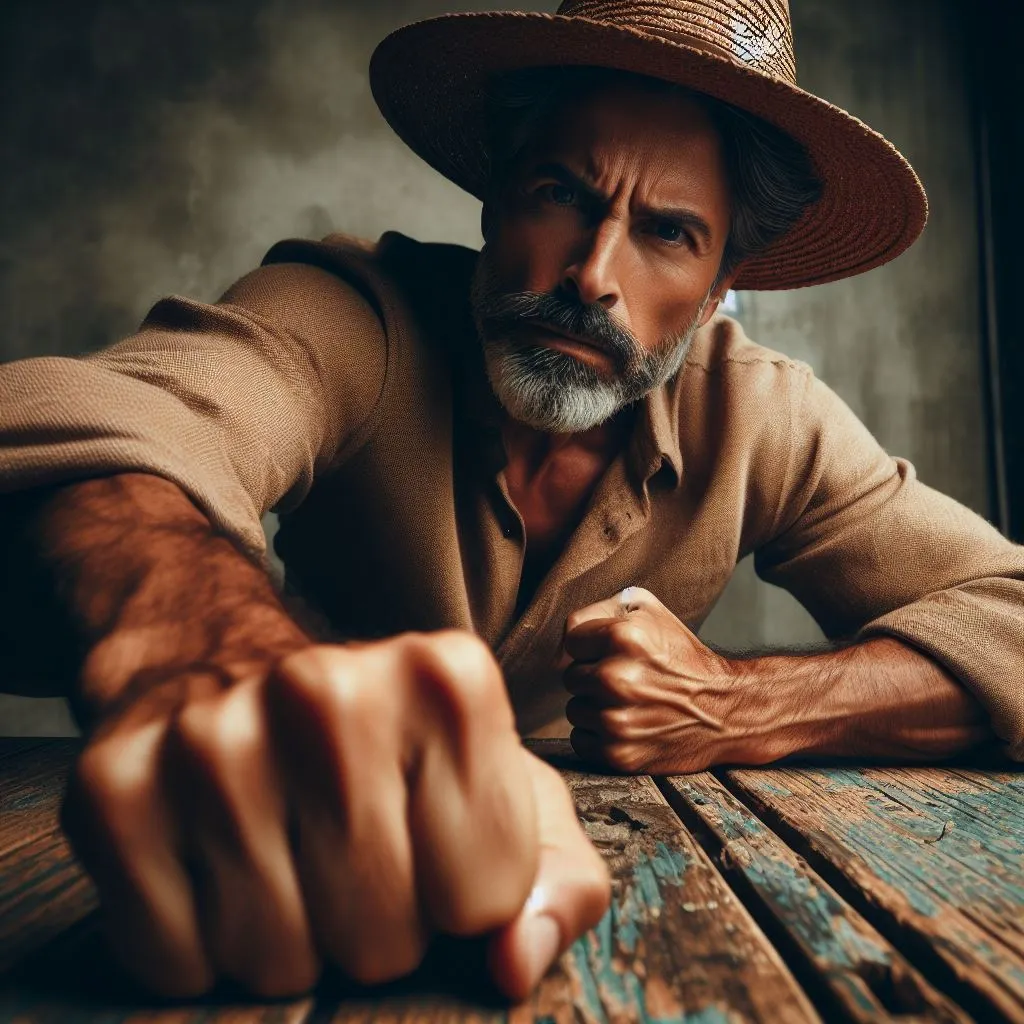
[406,631,506,718]
[274,644,378,726]
[609,621,649,656]
[596,661,638,702]
[274,645,345,700]
[565,609,588,634]
[170,700,247,773]
[605,706,633,739]
[71,741,148,821]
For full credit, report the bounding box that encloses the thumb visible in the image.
[486,752,610,1001]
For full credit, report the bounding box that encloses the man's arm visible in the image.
[727,635,994,762]
[0,472,309,723]
[754,368,1024,760]
[560,589,995,775]
[2,472,608,997]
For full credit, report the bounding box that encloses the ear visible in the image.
[696,266,741,328]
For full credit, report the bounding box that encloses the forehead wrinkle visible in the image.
[569,144,718,233]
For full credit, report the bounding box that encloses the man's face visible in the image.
[472,80,734,434]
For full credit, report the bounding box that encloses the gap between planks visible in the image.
[656,771,970,1024]
[716,766,1023,1024]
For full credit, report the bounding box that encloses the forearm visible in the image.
[0,473,308,731]
[730,637,994,762]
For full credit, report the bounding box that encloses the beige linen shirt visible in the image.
[1,232,1022,753]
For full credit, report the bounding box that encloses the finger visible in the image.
[562,658,638,704]
[400,633,538,936]
[563,586,658,635]
[565,695,618,735]
[61,723,213,997]
[487,753,610,1001]
[169,685,319,996]
[266,646,427,987]
[570,728,645,774]
[563,615,653,663]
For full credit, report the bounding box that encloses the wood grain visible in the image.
[725,764,1024,1022]
[509,749,819,1024]
[661,771,970,1023]
[0,738,77,854]
[0,739,822,1022]
[0,739,95,975]
[317,747,820,1022]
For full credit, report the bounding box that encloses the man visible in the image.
[1,0,1022,1004]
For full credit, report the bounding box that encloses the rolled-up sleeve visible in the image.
[755,369,1024,759]
[0,261,387,558]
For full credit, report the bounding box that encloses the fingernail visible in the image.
[521,913,562,990]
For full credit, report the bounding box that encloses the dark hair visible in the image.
[484,66,823,287]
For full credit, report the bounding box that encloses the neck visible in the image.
[501,405,634,475]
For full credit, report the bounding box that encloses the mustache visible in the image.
[474,289,639,362]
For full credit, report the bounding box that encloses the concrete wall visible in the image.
[0,0,988,733]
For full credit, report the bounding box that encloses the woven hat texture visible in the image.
[369,0,928,291]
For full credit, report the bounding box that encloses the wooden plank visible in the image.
[522,764,820,1023]
[314,754,822,1021]
[725,765,1024,1023]
[0,739,818,1021]
[0,738,92,972]
[0,825,96,972]
[661,772,970,1023]
[0,739,78,856]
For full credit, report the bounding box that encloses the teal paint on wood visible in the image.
[663,773,970,1022]
[1,740,821,1023]
[560,765,818,1022]
[728,764,1024,1021]
[567,842,694,1021]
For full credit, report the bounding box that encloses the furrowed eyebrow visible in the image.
[530,161,715,247]
[532,162,605,206]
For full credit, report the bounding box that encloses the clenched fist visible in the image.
[562,587,757,774]
[61,631,609,1000]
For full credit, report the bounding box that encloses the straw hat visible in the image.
[369,0,928,291]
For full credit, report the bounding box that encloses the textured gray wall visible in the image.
[0,0,987,733]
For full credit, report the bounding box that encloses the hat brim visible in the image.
[370,12,928,291]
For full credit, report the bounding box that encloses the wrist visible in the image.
[720,651,837,764]
[79,606,310,732]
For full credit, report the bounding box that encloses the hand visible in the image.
[562,587,749,774]
[61,631,609,1000]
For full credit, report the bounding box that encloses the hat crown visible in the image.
[554,0,797,83]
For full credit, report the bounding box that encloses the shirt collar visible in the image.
[629,376,684,490]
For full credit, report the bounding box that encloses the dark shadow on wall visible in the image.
[968,0,1024,543]
[0,0,519,363]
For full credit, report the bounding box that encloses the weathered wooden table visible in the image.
[1,738,1022,1023]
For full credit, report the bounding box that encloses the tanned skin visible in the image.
[1,79,991,1001]
[1,474,609,999]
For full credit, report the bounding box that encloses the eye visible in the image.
[541,183,578,206]
[653,220,688,245]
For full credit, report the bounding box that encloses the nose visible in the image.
[561,217,623,308]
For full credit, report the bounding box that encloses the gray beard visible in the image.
[470,248,708,434]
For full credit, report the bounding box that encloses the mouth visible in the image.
[525,321,613,361]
